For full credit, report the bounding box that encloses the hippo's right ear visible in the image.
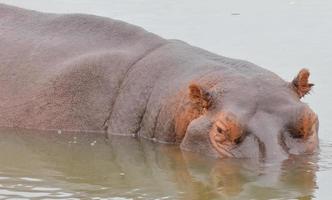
[189,84,212,109]
[291,68,314,98]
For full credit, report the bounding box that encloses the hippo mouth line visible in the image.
[213,141,237,157]
[209,128,240,158]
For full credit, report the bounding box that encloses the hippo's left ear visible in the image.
[189,84,212,109]
[291,68,314,98]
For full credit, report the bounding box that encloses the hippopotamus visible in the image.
[0,4,319,159]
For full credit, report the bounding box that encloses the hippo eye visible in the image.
[233,137,242,144]
[287,107,318,140]
[233,131,247,145]
[289,129,304,139]
[216,127,223,133]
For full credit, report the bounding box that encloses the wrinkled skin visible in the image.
[0,4,318,160]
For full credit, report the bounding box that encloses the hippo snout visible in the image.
[180,107,318,160]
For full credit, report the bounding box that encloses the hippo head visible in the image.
[180,69,318,160]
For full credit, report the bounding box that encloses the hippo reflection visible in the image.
[0,128,318,199]
[0,4,318,159]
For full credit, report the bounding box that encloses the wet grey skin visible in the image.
[0,3,319,160]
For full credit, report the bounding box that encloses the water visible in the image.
[0,0,331,199]
[0,128,325,200]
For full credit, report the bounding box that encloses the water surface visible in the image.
[0,0,331,199]
[0,128,325,199]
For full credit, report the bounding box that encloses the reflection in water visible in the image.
[0,128,319,199]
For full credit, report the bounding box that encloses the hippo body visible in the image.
[0,4,318,159]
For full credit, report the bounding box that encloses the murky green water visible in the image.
[0,0,331,199]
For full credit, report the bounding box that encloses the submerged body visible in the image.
[0,4,318,159]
